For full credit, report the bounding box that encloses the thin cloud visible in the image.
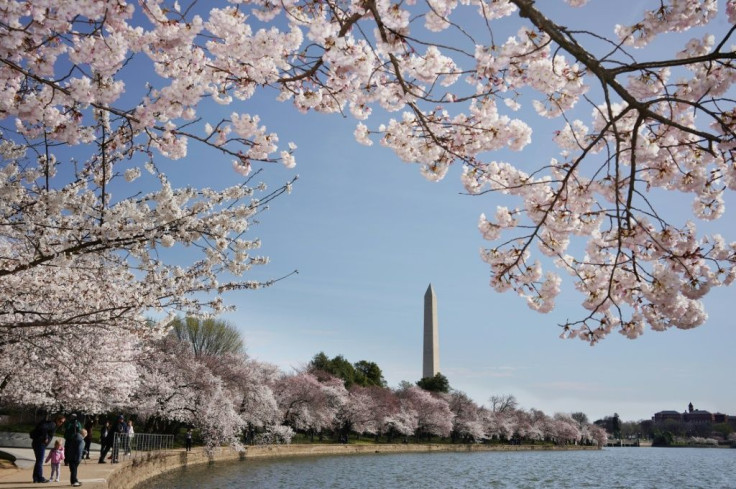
[447,366,517,379]
[535,381,606,393]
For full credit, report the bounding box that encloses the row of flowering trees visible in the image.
[2,312,606,449]
[128,331,606,449]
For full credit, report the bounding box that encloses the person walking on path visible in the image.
[185,428,193,452]
[44,439,65,482]
[66,428,86,487]
[63,414,83,466]
[30,414,65,483]
[98,420,111,464]
[83,418,94,460]
[110,415,126,463]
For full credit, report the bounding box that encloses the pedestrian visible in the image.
[66,428,86,487]
[110,415,126,463]
[98,420,111,464]
[30,414,65,483]
[44,438,65,482]
[124,420,135,455]
[63,414,83,466]
[83,417,94,459]
[185,428,193,452]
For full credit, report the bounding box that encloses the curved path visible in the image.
[0,432,127,488]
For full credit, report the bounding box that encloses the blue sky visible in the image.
[149,1,736,423]
[193,105,734,424]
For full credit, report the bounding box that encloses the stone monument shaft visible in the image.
[423,283,439,379]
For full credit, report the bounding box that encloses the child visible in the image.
[45,439,64,482]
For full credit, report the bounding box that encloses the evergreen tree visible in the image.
[416,373,450,393]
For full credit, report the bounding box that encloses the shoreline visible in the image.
[121,443,600,489]
[0,442,600,489]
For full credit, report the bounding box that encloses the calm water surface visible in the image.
[136,447,735,489]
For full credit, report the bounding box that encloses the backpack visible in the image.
[29,423,42,440]
[64,419,80,439]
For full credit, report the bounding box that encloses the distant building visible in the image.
[684,410,714,424]
[653,403,734,427]
[713,413,729,424]
[653,410,683,423]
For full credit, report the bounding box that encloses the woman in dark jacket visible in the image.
[30,414,65,483]
[66,428,86,487]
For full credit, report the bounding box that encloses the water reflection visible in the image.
[136,447,736,489]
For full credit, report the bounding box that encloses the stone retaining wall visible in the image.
[117,443,599,489]
[109,448,242,489]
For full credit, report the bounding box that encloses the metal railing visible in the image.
[111,432,175,461]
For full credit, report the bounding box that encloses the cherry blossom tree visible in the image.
[383,403,419,440]
[353,0,736,342]
[478,397,608,446]
[337,386,383,438]
[511,409,533,442]
[107,0,734,343]
[550,413,582,445]
[363,384,404,441]
[196,350,283,441]
[398,386,453,439]
[229,360,283,432]
[445,391,485,442]
[273,372,348,438]
[133,335,252,448]
[0,322,139,411]
[130,337,607,447]
[482,408,517,441]
[579,422,608,448]
[3,0,733,421]
[0,0,297,406]
[523,410,546,443]
[133,336,198,424]
[133,333,288,448]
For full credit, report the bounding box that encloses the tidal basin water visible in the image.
[136,447,736,489]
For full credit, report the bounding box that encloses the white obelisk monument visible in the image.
[423,283,439,379]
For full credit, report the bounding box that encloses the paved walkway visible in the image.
[0,433,120,488]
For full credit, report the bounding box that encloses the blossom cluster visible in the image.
[203,0,736,342]
[1,0,734,382]
[0,0,305,401]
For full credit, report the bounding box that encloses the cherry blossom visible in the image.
[397,386,454,438]
[2,0,734,420]
[0,0,299,406]
[337,386,383,437]
[133,335,287,448]
[550,413,582,445]
[130,334,605,447]
[273,372,348,436]
[445,391,486,442]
